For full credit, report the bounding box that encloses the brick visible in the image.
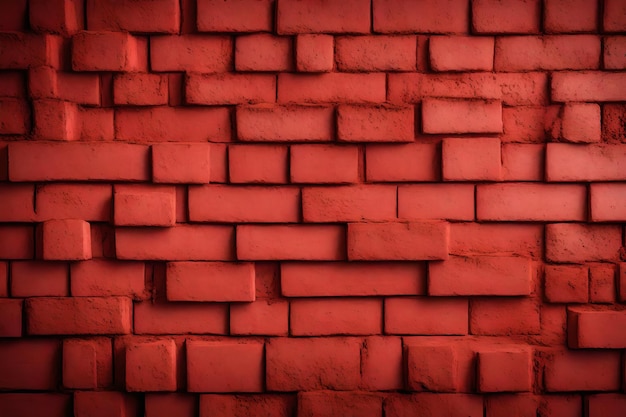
[126,339,176,392]
[237,225,345,260]
[152,143,211,184]
[551,71,626,102]
[189,185,299,223]
[430,36,494,71]
[186,73,275,105]
[277,0,370,34]
[385,297,468,335]
[586,394,626,417]
[442,138,502,181]
[589,264,616,303]
[229,144,288,184]
[39,219,91,261]
[72,31,145,71]
[266,337,361,391]
[230,300,289,336]
[30,0,83,34]
[296,34,334,72]
[86,0,179,33]
[36,184,112,222]
[151,35,231,72]
[0,394,70,417]
[281,262,425,297]
[26,296,131,335]
[11,261,68,297]
[0,71,26,97]
[399,184,474,221]
[561,103,601,143]
[470,298,540,335]
[604,0,626,32]
[187,340,263,392]
[373,0,469,33]
[361,336,403,390]
[78,108,114,140]
[237,105,333,142]
[0,33,61,69]
[32,99,80,141]
[0,183,35,222]
[406,344,458,392]
[423,99,502,134]
[337,105,414,142]
[602,104,626,142]
[166,261,254,302]
[74,391,130,417]
[0,98,29,134]
[200,394,295,417]
[116,225,235,261]
[71,260,145,299]
[547,143,626,181]
[543,349,621,391]
[388,72,500,104]
[0,339,59,389]
[303,185,396,222]
[235,34,293,71]
[486,395,537,417]
[145,394,196,417]
[590,183,626,222]
[278,73,386,103]
[497,72,549,105]
[604,36,626,69]
[348,222,449,261]
[8,142,149,181]
[116,106,230,142]
[113,73,168,106]
[197,0,273,32]
[290,144,360,184]
[62,339,99,389]
[501,106,547,143]
[335,35,417,71]
[544,265,589,303]
[0,0,27,30]
[568,307,626,348]
[114,185,176,227]
[298,391,382,417]
[0,225,35,259]
[537,395,582,417]
[291,298,382,336]
[134,301,227,335]
[545,223,622,263]
[478,348,532,393]
[0,299,22,337]
[544,0,598,33]
[472,0,540,34]
[366,143,439,182]
[385,394,483,417]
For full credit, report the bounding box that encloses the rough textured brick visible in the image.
[551,71,626,102]
[590,183,626,222]
[200,394,295,417]
[561,103,601,143]
[0,298,22,337]
[72,31,145,71]
[544,0,597,33]
[296,34,334,72]
[472,0,540,34]
[604,36,626,69]
[145,394,196,417]
[302,185,396,222]
[237,105,333,142]
[398,184,474,221]
[278,73,386,103]
[290,144,359,184]
[113,73,168,106]
[589,264,616,303]
[405,343,458,392]
[470,298,540,335]
[134,301,227,335]
[63,339,97,389]
[385,297,468,335]
[442,138,502,181]
[291,298,382,336]
[11,261,68,297]
[0,183,35,222]
[568,307,626,348]
[602,104,626,142]
[477,348,533,392]
[277,0,370,34]
[229,144,288,184]
[39,219,91,261]
[449,224,542,258]
[422,99,502,134]
[430,36,494,71]
[361,336,403,390]
[604,0,626,32]
[114,185,176,227]
[373,0,469,33]
[126,340,177,392]
[336,35,417,71]
[197,0,273,32]
[385,394,483,417]
[545,223,622,263]
[546,143,626,181]
[0,98,30,134]
[235,34,293,71]
[152,143,211,184]
[337,105,414,142]
[366,143,439,182]
[70,260,146,299]
[543,349,621,391]
[298,391,383,417]
[36,184,112,222]
[186,73,275,105]
[0,33,61,69]
[230,300,289,336]
[86,0,179,33]
[151,35,232,72]
[544,265,589,303]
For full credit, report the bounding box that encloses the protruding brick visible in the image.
[399,184,474,221]
[472,0,540,34]
[229,144,288,184]
[366,143,439,182]
[430,36,494,71]
[63,339,97,389]
[0,299,22,337]
[551,71,626,102]
[72,31,145,71]
[39,219,91,261]
[0,33,62,69]
[200,394,295,417]
[237,105,333,142]
[291,298,382,336]
[197,0,273,32]
[29,0,83,35]
[126,340,176,392]
[406,343,458,392]
[0,339,59,389]
[543,349,621,391]
[590,183,626,222]
[12,261,68,297]
[32,99,79,140]
[545,223,622,263]
[568,307,626,348]
[36,184,112,222]
[442,138,502,181]
[277,0,370,34]
[235,34,293,71]
[134,301,227,335]
[0,225,35,259]
[187,341,263,392]
[71,260,146,299]
[152,143,211,184]
[113,73,168,106]
[373,0,469,33]
[298,391,383,417]
[296,34,334,72]
[385,297,468,335]
[477,348,533,392]
[303,185,396,222]
[604,36,626,69]
[278,73,386,104]
[338,105,414,142]
[230,300,289,336]
[546,143,626,181]
[290,144,359,184]
[151,35,231,72]
[470,298,540,335]
[544,0,597,33]
[335,35,417,71]
[114,185,176,227]
[423,99,502,134]
[544,264,589,303]
[86,0,179,33]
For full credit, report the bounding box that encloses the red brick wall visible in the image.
[1,0,626,416]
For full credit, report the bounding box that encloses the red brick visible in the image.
[41,71,100,105]
[399,184,474,221]
[0,393,70,417]
[0,184,35,222]
[26,296,131,335]
[113,73,168,106]
[335,35,417,71]
[291,298,382,336]
[544,0,598,33]
[187,340,263,392]
[477,348,532,392]
[385,393,483,417]
[470,298,540,335]
[74,391,131,417]
[0,0,27,30]
[472,0,540,34]
[543,349,621,391]
[116,106,230,142]
[145,394,196,417]
[348,222,449,261]
[501,106,546,143]
[486,395,537,417]
[361,336,403,390]
[406,343,458,392]
[538,395,582,417]
[442,138,502,181]
[189,185,299,223]
[338,105,414,142]
[126,339,176,392]
[0,339,59,389]
[277,0,370,34]
[547,143,626,181]
[134,301,227,335]
[78,107,114,140]
[373,0,469,33]
[152,143,211,184]
[8,142,150,181]
[424,98,503,134]
[266,337,361,391]
[197,0,273,32]
[235,34,293,71]
[116,225,235,261]
[31,99,78,140]
[544,265,589,303]
[296,34,334,72]
[0,98,29,134]
[0,298,22,337]
[388,72,500,104]
[30,0,83,34]
[166,261,254,302]
[602,104,626,142]
[545,223,622,263]
[151,35,231,72]
[561,103,601,143]
[568,307,626,348]
[39,219,91,261]
[385,297,468,335]
[586,394,626,417]
[237,225,345,260]
[229,144,288,184]
[551,71,626,102]
[589,264,616,303]
[200,394,295,417]
[497,72,549,105]
[230,300,289,336]
[72,31,145,71]
[71,260,145,299]
[36,184,112,222]
[63,339,97,389]
[281,262,425,297]
[86,0,179,33]
[590,183,626,222]
[604,0,626,32]
[430,36,494,71]
[290,144,360,184]
[604,36,626,69]
[0,33,62,69]
[278,73,386,103]
[237,105,333,142]
[303,185,396,222]
[298,391,382,417]
[186,73,275,105]
[0,225,35,259]
[114,185,176,227]
[11,261,68,297]
[366,143,439,182]
[0,71,26,97]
